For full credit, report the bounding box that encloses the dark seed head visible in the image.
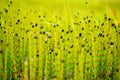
[52,75,57,78]
[43,15,46,18]
[10,1,12,4]
[4,21,6,23]
[43,31,45,34]
[55,52,58,56]
[15,33,18,36]
[22,37,24,39]
[98,33,103,37]
[35,23,38,27]
[116,46,118,49]
[17,74,21,78]
[104,16,107,20]
[34,36,38,39]
[70,29,73,33]
[90,52,92,55]
[70,44,74,48]
[5,9,8,13]
[16,22,18,25]
[17,19,20,23]
[51,49,54,52]
[94,25,96,28]
[37,50,39,53]
[24,16,26,19]
[60,35,63,39]
[68,50,71,53]
[48,34,52,38]
[76,61,79,65]
[87,67,89,70]
[64,77,67,80]
[32,25,34,28]
[26,30,30,33]
[110,42,114,45]
[106,34,108,37]
[40,31,42,34]
[56,24,59,27]
[6,44,9,46]
[103,47,106,50]
[102,35,104,37]
[81,44,85,47]
[75,36,79,39]
[116,68,119,72]
[87,50,89,53]
[88,20,90,23]
[79,21,81,23]
[97,26,99,28]
[74,21,78,25]
[57,41,60,45]
[0,40,3,43]
[4,31,6,34]
[62,39,64,42]
[0,12,2,14]
[8,4,10,7]
[67,38,69,41]
[101,23,104,26]
[82,27,84,30]
[18,39,20,42]
[111,51,113,54]
[79,33,82,37]
[45,40,47,43]
[39,15,41,18]
[111,23,115,27]
[50,52,52,54]
[66,31,69,34]
[108,18,111,21]
[40,25,43,29]
[62,29,64,32]
[36,54,39,57]
[83,17,86,20]
[0,48,3,53]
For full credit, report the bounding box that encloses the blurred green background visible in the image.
[0,0,120,21]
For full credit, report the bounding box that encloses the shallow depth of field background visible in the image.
[0,0,120,80]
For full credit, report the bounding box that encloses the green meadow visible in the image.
[0,0,120,80]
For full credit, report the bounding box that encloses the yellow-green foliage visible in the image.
[0,0,120,80]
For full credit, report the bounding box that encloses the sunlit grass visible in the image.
[0,0,120,80]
